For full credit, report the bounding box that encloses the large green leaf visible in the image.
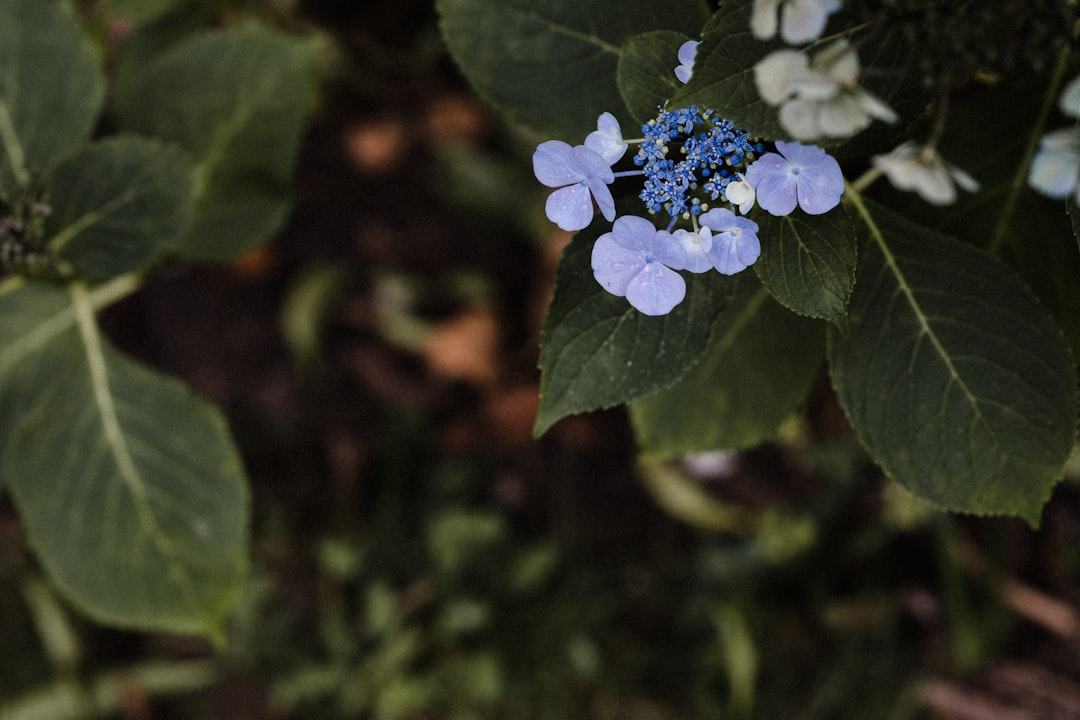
[616,31,691,126]
[46,136,195,280]
[874,68,1080,360]
[0,0,104,188]
[437,0,709,141]
[114,25,317,262]
[630,274,824,456]
[753,205,857,329]
[0,281,249,637]
[535,223,733,436]
[828,197,1078,525]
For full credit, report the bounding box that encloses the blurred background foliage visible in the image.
[2,0,1080,718]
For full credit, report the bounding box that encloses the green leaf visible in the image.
[753,205,857,329]
[115,25,318,262]
[617,31,691,126]
[0,0,104,187]
[828,197,1078,525]
[436,0,709,141]
[46,136,195,280]
[102,0,174,23]
[0,281,249,637]
[630,274,824,456]
[535,224,733,436]
[873,67,1080,361]
[672,0,786,140]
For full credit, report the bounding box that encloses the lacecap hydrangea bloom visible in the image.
[754,38,897,141]
[751,0,841,45]
[531,46,846,316]
[1028,74,1080,205]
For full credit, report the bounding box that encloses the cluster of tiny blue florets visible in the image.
[634,107,763,217]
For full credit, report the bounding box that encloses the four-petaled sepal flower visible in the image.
[700,208,761,275]
[1028,74,1080,206]
[592,216,688,315]
[533,140,616,231]
[745,141,844,216]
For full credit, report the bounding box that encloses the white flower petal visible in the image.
[754,50,806,105]
[751,0,782,39]
[1060,74,1080,117]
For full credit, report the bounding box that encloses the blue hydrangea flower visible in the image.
[592,215,688,315]
[585,112,628,165]
[744,140,843,216]
[675,41,699,84]
[700,208,761,274]
[532,140,616,231]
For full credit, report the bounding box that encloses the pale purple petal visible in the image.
[585,112,627,165]
[708,224,761,275]
[610,215,659,252]
[649,227,689,270]
[792,156,843,214]
[532,140,581,187]
[592,232,643,296]
[745,154,798,216]
[625,263,686,315]
[588,176,616,221]
[674,228,714,272]
[675,40,699,84]
[545,184,594,231]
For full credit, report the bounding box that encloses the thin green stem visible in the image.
[0,100,29,187]
[988,47,1073,255]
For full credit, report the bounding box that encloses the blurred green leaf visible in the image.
[46,136,195,280]
[535,224,734,436]
[102,0,174,23]
[828,198,1078,524]
[0,0,104,187]
[115,25,318,261]
[753,205,857,329]
[617,30,690,125]
[437,0,709,141]
[0,282,249,637]
[630,275,824,455]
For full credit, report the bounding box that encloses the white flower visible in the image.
[674,40,699,84]
[584,112,627,165]
[1027,74,1080,204]
[724,176,756,214]
[751,0,842,45]
[754,38,897,141]
[1028,128,1080,203]
[872,142,980,206]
